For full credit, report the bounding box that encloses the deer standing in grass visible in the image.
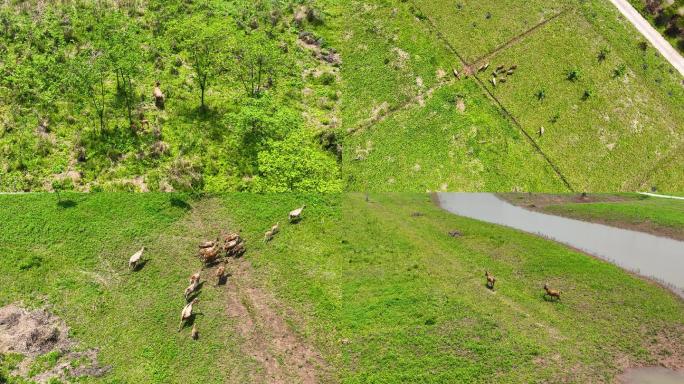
[543,284,562,301]
[485,271,496,290]
[129,247,145,270]
[215,265,226,286]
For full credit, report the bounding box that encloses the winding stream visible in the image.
[436,193,684,298]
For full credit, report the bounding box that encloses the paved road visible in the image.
[639,192,684,200]
[607,0,684,76]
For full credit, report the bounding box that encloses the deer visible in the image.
[189,272,201,284]
[129,247,145,270]
[153,81,165,110]
[264,229,275,242]
[221,230,241,243]
[485,271,496,290]
[289,205,306,222]
[199,238,218,249]
[199,245,221,265]
[184,277,200,301]
[543,284,561,301]
[264,223,279,242]
[178,298,199,331]
[215,265,226,286]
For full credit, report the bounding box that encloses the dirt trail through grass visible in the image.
[225,257,328,384]
[154,197,328,383]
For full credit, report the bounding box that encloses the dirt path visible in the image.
[607,0,684,76]
[143,197,328,383]
[224,256,328,384]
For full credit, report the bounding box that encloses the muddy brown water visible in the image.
[436,193,684,298]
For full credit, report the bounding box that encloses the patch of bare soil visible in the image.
[225,259,328,384]
[0,304,110,383]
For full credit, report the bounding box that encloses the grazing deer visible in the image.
[178,298,198,331]
[221,230,241,243]
[264,223,279,242]
[264,229,275,242]
[129,247,145,270]
[485,271,496,289]
[543,284,561,301]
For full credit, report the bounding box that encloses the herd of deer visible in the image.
[126,205,307,338]
[483,270,562,301]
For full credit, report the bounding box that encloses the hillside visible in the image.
[1,0,683,193]
[0,0,343,193]
[338,0,684,192]
[1,193,682,383]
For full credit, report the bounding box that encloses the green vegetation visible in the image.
[343,81,565,191]
[335,0,684,192]
[628,0,684,53]
[0,0,342,192]
[1,193,682,382]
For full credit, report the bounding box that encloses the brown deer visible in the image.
[543,284,561,301]
[485,271,496,290]
[215,265,226,286]
[153,81,165,109]
[178,298,198,331]
[189,272,201,284]
[199,245,221,265]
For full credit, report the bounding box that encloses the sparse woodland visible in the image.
[0,0,343,192]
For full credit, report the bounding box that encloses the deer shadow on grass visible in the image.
[131,259,149,272]
[57,199,77,209]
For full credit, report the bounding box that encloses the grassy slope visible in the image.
[417,0,571,63]
[2,193,683,383]
[331,0,566,192]
[0,193,344,383]
[481,9,684,191]
[343,81,566,191]
[337,0,684,192]
[339,193,683,382]
[0,0,341,193]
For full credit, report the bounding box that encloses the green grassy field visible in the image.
[337,0,684,192]
[502,193,684,240]
[1,193,682,383]
[343,81,566,191]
